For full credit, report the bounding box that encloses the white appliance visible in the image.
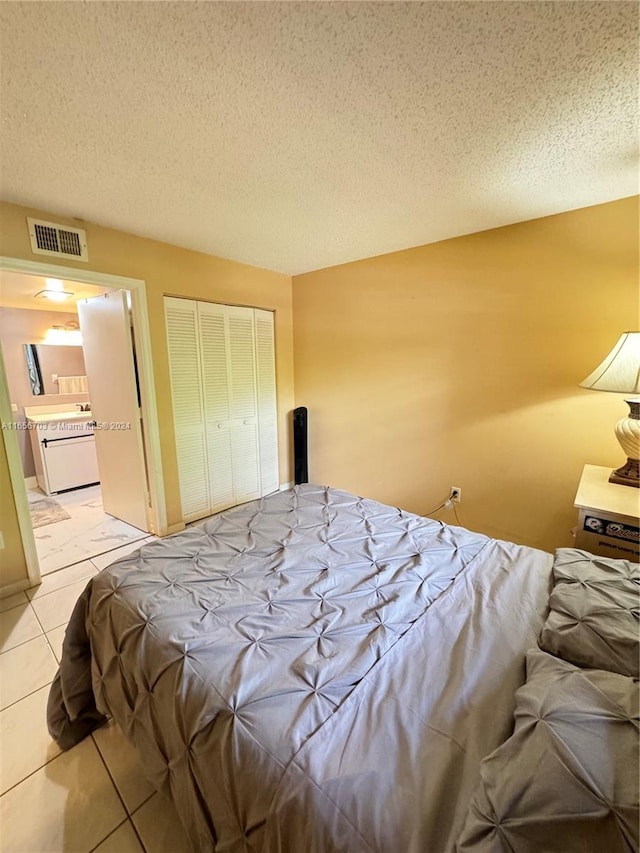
[25,408,100,495]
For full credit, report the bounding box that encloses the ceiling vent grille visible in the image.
[27,217,89,262]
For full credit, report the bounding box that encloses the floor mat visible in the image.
[28,495,72,529]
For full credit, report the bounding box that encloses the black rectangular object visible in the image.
[293,406,308,485]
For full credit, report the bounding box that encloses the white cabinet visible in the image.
[26,416,100,495]
[40,434,99,493]
[573,465,639,560]
[164,298,279,522]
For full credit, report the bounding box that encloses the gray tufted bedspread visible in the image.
[48,484,553,852]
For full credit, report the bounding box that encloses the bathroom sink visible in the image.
[26,411,93,424]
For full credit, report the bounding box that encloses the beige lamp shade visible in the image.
[579,332,640,394]
[579,331,640,487]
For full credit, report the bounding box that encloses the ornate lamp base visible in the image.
[610,399,640,488]
[609,458,640,488]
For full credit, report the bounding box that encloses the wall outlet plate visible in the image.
[449,486,462,503]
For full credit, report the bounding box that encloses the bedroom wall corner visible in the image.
[291,196,640,553]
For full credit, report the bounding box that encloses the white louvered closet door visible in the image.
[226,306,261,504]
[165,298,279,523]
[198,302,235,514]
[255,310,279,496]
[164,298,210,521]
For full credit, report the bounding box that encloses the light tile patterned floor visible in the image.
[0,543,193,853]
[31,485,149,575]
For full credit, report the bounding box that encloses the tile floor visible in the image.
[30,485,149,575]
[0,543,194,853]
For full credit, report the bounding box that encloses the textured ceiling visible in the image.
[0,2,637,275]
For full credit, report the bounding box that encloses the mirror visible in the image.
[24,344,87,396]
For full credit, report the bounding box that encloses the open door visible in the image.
[78,291,150,532]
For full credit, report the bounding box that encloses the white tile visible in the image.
[26,559,97,601]
[34,484,149,575]
[0,736,126,853]
[0,592,28,613]
[29,579,88,632]
[51,483,102,508]
[91,537,154,572]
[132,792,193,853]
[46,623,68,663]
[93,820,144,853]
[0,685,62,794]
[92,720,155,813]
[0,636,58,710]
[0,602,43,652]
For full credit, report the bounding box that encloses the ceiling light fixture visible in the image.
[35,289,75,303]
[35,278,75,302]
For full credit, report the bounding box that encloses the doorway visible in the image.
[0,257,167,589]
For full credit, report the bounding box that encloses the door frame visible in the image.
[0,256,168,589]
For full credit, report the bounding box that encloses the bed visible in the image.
[47,484,638,852]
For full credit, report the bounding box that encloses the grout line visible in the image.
[39,554,99,574]
[0,732,64,797]
[0,593,28,611]
[0,678,55,713]
[0,627,45,657]
[1,534,144,654]
[129,796,154,853]
[87,816,131,853]
[38,538,145,577]
[130,817,148,853]
[34,556,99,578]
[27,571,97,603]
[91,730,130,812]
[27,597,66,638]
[42,622,66,663]
[89,536,151,567]
[40,533,149,576]
[0,599,35,617]
[27,598,47,633]
[91,727,156,818]
[130,790,156,817]
[91,731,151,852]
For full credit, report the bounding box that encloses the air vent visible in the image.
[27,217,89,262]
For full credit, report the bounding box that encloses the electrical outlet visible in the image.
[0,531,4,550]
[449,486,462,503]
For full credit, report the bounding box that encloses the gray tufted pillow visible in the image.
[457,649,639,853]
[538,548,639,678]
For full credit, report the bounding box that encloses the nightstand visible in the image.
[574,465,640,560]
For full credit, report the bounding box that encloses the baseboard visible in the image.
[279,481,294,492]
[0,578,32,599]
[164,521,186,536]
[24,476,37,490]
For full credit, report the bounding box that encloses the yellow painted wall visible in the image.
[0,435,27,588]
[1,197,637,584]
[292,197,640,552]
[0,201,294,587]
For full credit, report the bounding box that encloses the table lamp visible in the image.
[579,331,640,488]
